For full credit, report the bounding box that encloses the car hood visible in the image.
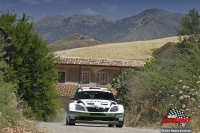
[77,99,116,108]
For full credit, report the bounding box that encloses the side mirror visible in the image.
[116,99,121,104]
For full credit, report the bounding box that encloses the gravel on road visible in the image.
[37,122,160,133]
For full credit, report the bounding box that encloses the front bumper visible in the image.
[68,111,124,124]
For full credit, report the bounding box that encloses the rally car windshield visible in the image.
[75,91,115,101]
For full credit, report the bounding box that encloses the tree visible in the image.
[0,11,61,121]
[178,8,200,74]
[178,8,200,39]
[0,30,21,129]
[111,68,136,108]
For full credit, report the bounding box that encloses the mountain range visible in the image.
[34,8,185,44]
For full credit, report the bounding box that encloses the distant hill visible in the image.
[34,14,113,43]
[34,8,185,44]
[106,9,184,42]
[48,33,104,52]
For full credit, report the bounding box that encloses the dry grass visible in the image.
[54,36,180,62]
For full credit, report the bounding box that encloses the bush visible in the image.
[111,68,136,109]
[0,11,61,121]
[123,53,200,129]
[0,51,21,130]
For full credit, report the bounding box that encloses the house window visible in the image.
[83,73,89,84]
[100,74,107,85]
[58,72,65,83]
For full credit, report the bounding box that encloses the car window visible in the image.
[75,91,115,101]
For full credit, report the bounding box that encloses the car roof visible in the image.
[78,86,112,92]
[82,86,108,89]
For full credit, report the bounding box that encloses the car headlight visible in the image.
[75,104,86,111]
[110,106,118,112]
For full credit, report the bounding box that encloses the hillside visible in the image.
[34,14,114,43]
[34,9,184,44]
[107,9,183,42]
[48,33,104,52]
[54,36,180,62]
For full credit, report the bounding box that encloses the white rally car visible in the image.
[66,87,124,127]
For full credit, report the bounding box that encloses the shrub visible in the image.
[0,11,61,121]
[123,52,200,130]
[0,50,21,130]
[111,68,137,109]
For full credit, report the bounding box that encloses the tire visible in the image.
[69,121,75,125]
[66,115,69,125]
[108,124,114,127]
[116,121,124,128]
[116,125,123,128]
[66,119,68,125]
[66,116,75,125]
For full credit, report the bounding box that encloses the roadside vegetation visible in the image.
[0,11,61,131]
[0,49,21,129]
[111,8,200,131]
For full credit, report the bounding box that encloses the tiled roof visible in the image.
[56,83,117,97]
[56,83,78,97]
[57,56,145,67]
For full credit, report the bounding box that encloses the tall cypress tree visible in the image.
[0,11,60,121]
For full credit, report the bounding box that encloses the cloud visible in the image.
[65,9,73,15]
[42,0,55,3]
[43,0,70,4]
[0,3,18,7]
[81,8,97,15]
[102,3,118,12]
[18,0,69,5]
[18,0,40,5]
[0,0,19,7]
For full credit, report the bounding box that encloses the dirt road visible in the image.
[37,122,160,133]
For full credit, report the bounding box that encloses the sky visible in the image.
[1,0,200,22]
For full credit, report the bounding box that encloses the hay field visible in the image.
[54,36,180,62]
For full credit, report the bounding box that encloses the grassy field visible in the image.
[54,36,180,62]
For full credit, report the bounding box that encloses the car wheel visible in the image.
[66,116,69,125]
[66,115,75,125]
[116,125,123,128]
[116,120,124,128]
[69,120,75,125]
[108,124,114,127]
